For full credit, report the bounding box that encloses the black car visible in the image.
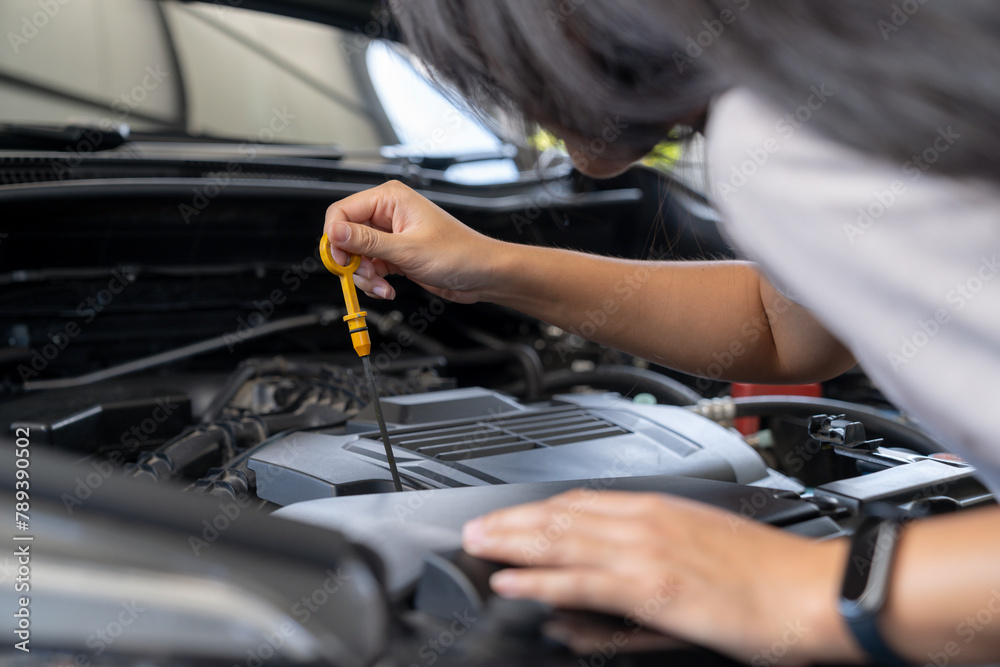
[0,1,990,665]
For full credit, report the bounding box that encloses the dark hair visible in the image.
[689,0,1000,182]
[390,0,723,163]
[392,0,1000,181]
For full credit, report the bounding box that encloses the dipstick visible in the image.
[320,234,403,492]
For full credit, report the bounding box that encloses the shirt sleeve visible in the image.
[704,88,1000,492]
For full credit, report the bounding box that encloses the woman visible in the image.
[323,1,1000,663]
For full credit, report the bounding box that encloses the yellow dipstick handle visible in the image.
[319,234,403,492]
[320,234,371,357]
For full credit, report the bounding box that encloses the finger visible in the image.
[474,529,623,568]
[353,274,395,300]
[327,241,351,268]
[471,491,671,538]
[463,514,650,567]
[489,567,630,616]
[538,489,681,516]
[324,180,409,235]
[356,257,378,281]
[370,258,393,278]
[482,491,724,538]
[353,258,393,291]
[543,616,683,654]
[327,221,409,267]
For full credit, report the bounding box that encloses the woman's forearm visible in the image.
[882,505,1000,664]
[323,182,850,383]
[483,243,854,383]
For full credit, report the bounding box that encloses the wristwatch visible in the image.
[839,507,911,665]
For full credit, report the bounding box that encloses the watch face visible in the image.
[842,517,903,612]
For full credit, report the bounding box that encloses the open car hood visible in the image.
[191,0,393,34]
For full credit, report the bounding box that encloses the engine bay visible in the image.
[1,170,994,665]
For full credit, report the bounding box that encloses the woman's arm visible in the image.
[324,181,854,384]
[487,246,854,384]
[462,491,1000,665]
[883,505,1000,664]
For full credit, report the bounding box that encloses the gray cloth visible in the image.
[705,88,1000,494]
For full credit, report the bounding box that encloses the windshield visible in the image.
[0,0,521,182]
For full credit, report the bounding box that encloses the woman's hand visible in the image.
[323,180,506,303]
[462,490,863,665]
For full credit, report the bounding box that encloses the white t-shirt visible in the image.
[705,88,1000,494]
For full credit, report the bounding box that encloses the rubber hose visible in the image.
[729,396,943,455]
[542,365,702,406]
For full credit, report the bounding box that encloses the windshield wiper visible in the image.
[379,145,518,171]
[0,123,130,151]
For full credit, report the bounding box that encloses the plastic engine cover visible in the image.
[249,388,773,506]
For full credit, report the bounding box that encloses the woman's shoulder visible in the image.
[703,87,1000,492]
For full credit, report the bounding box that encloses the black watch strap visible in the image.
[839,507,912,666]
[844,611,911,666]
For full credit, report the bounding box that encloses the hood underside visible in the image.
[194,0,393,34]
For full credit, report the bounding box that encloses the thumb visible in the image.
[329,221,405,265]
